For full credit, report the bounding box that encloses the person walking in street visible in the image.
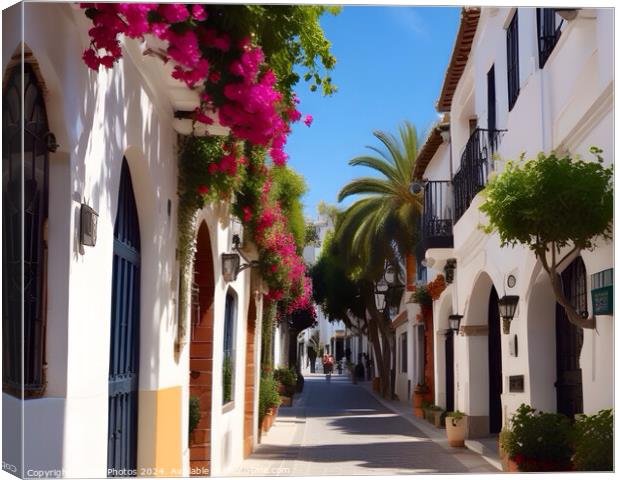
[363,353,371,381]
[323,353,333,381]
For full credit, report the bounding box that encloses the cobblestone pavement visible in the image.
[233,375,499,476]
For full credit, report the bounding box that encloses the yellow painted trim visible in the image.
[138,386,182,477]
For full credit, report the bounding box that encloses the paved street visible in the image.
[233,375,499,476]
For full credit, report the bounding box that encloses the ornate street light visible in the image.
[221,234,259,282]
[498,295,519,334]
[221,253,241,282]
[448,314,463,333]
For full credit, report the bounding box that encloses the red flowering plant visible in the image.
[427,274,447,301]
[179,135,248,207]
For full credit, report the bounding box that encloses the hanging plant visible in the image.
[410,283,432,306]
[79,3,335,166]
[427,274,447,300]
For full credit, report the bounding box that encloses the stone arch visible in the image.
[460,271,503,437]
[526,268,557,412]
[189,221,215,475]
[433,290,454,410]
[243,293,257,457]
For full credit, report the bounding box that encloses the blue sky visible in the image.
[285,5,460,218]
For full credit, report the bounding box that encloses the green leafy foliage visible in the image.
[222,355,233,404]
[203,5,338,99]
[572,409,613,471]
[269,165,308,251]
[310,233,365,324]
[335,121,422,280]
[446,410,464,422]
[304,223,320,246]
[179,135,243,204]
[259,373,281,420]
[189,395,201,435]
[410,283,432,306]
[273,367,297,396]
[502,404,573,471]
[480,150,613,253]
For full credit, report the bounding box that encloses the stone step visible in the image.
[464,438,502,471]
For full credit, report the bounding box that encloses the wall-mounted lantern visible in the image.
[448,314,463,333]
[221,233,259,283]
[221,253,241,282]
[79,203,98,247]
[444,258,457,284]
[498,295,519,334]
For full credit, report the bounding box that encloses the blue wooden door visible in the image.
[108,159,140,476]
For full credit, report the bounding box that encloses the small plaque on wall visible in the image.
[509,335,518,357]
[509,375,524,393]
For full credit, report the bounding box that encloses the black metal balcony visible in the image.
[417,180,453,256]
[453,128,503,222]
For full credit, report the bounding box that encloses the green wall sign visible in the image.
[591,285,613,315]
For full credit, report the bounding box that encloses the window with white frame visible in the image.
[222,292,236,405]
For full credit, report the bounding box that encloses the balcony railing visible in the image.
[453,128,503,221]
[416,180,454,261]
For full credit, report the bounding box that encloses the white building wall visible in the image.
[3,3,260,477]
[442,7,614,432]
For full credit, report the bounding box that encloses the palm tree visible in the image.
[334,120,422,398]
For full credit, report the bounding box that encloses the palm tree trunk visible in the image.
[362,281,393,398]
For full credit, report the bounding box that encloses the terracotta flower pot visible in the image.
[445,416,466,447]
[372,377,381,392]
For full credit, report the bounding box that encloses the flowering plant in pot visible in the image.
[500,404,573,472]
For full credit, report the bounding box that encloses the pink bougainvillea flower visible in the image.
[242,205,252,222]
[303,114,313,127]
[194,108,214,125]
[190,4,207,21]
[83,49,100,70]
[158,3,189,23]
[197,184,209,195]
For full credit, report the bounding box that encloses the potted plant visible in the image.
[412,383,429,417]
[259,374,281,433]
[501,404,573,472]
[428,405,445,428]
[273,367,297,405]
[445,410,467,447]
[421,400,433,422]
[571,408,613,471]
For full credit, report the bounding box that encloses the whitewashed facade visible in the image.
[418,7,613,439]
[2,3,262,477]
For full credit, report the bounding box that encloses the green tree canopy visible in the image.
[336,121,422,280]
[480,149,613,329]
[270,165,308,251]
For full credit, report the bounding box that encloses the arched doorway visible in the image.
[189,222,215,474]
[555,257,585,418]
[108,158,141,475]
[243,295,256,457]
[487,287,502,434]
[463,272,501,437]
[2,61,50,398]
